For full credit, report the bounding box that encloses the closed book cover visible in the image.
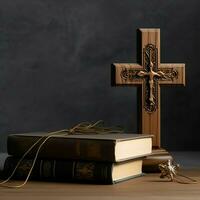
[2,156,143,184]
[7,133,152,162]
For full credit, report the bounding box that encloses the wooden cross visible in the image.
[112,29,185,148]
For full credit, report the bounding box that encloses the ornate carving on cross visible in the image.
[112,29,185,148]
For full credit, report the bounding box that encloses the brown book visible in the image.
[2,156,143,184]
[7,133,152,162]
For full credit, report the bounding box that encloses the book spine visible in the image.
[4,157,114,184]
[7,135,116,162]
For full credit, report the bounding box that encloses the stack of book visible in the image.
[2,133,152,184]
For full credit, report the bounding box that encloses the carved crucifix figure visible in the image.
[112,29,185,148]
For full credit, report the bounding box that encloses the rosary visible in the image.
[159,160,197,184]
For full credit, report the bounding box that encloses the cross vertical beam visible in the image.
[141,29,161,147]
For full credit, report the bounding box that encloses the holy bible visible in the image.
[7,133,152,162]
[2,156,143,184]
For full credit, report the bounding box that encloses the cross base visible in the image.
[142,148,173,173]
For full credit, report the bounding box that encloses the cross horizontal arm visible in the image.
[112,63,143,85]
[159,63,185,85]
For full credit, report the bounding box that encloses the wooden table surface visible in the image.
[0,169,200,200]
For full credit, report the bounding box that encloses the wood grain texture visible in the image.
[114,63,143,85]
[0,169,199,200]
[112,29,185,148]
[159,63,185,85]
[141,29,160,147]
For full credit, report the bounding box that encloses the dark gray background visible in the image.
[0,0,199,152]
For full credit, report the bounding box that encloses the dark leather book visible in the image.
[2,156,143,184]
[7,133,152,162]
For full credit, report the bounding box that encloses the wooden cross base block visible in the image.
[142,148,173,173]
[112,28,185,170]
